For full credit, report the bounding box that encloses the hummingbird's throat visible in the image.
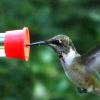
[60,48,77,66]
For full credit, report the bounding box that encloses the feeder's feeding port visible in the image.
[0,27,30,61]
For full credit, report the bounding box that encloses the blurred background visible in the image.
[0,0,100,100]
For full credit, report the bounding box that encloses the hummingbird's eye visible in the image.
[52,40,61,45]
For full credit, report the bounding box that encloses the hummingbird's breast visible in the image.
[70,62,100,93]
[60,48,100,93]
[61,56,97,91]
[68,62,92,88]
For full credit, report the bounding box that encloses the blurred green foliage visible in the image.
[0,0,100,100]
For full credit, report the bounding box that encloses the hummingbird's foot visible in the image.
[77,87,87,93]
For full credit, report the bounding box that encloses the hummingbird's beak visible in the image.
[26,41,48,46]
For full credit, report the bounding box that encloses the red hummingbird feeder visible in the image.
[0,27,30,61]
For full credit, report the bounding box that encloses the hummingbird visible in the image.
[27,35,100,94]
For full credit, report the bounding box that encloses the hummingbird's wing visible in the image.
[81,46,100,74]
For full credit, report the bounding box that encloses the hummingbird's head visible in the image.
[46,35,76,55]
[27,35,76,57]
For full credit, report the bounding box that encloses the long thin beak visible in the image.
[26,41,48,46]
